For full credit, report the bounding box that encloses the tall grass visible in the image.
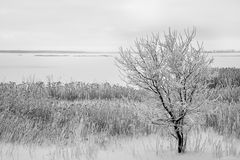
[45,81,144,101]
[209,67,240,88]
[208,87,240,103]
[204,101,240,138]
[0,97,157,145]
[1,80,240,146]
[0,81,152,145]
[0,81,144,101]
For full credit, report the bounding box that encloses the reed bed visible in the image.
[208,87,240,103]
[0,96,157,145]
[204,101,240,138]
[0,81,144,101]
[0,80,240,146]
[0,81,155,145]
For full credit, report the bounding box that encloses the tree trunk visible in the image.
[174,124,186,153]
[177,132,184,153]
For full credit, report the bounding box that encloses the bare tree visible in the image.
[116,28,212,153]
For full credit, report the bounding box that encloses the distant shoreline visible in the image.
[205,50,240,53]
[0,50,119,54]
[0,50,240,54]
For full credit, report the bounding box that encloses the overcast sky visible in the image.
[0,0,240,51]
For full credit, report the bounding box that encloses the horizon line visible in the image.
[0,50,119,54]
[0,49,240,54]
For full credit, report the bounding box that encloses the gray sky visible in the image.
[0,0,240,51]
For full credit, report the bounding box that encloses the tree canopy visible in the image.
[116,28,212,153]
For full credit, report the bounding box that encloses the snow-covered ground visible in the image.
[0,129,239,160]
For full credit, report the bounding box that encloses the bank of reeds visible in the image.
[0,93,156,145]
[208,87,240,103]
[1,81,240,146]
[0,81,155,145]
[0,81,144,101]
[204,101,240,138]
